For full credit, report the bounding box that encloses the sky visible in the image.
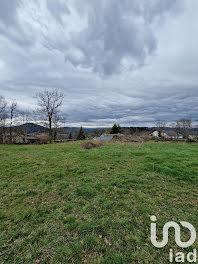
[0,0,198,127]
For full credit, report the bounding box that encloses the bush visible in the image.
[81,141,104,149]
[186,138,196,143]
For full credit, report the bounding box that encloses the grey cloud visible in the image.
[61,83,198,126]
[0,0,36,47]
[0,0,197,127]
[66,0,182,75]
[46,0,70,24]
[0,0,21,25]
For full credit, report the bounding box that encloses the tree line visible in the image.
[155,119,193,140]
[0,90,68,143]
[0,89,91,144]
[0,90,196,144]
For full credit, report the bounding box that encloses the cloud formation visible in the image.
[0,0,20,25]
[67,0,182,75]
[0,0,197,127]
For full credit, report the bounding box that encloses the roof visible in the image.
[26,136,39,140]
[94,134,123,141]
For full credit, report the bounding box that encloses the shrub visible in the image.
[81,141,104,149]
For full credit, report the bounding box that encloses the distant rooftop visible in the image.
[94,134,123,141]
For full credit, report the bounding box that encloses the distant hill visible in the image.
[59,127,104,133]
[16,123,99,134]
[15,123,198,134]
[18,123,49,134]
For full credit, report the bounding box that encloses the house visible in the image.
[163,131,183,139]
[94,134,123,141]
[13,135,39,144]
[151,130,183,139]
[151,130,198,140]
[151,131,160,137]
[54,139,76,143]
[25,136,40,144]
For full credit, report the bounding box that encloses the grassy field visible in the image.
[0,142,198,263]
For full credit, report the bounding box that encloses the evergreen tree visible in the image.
[158,131,162,138]
[68,132,72,139]
[110,123,121,134]
[76,126,86,140]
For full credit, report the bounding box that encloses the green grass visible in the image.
[0,142,198,263]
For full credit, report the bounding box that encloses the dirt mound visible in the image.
[81,141,104,149]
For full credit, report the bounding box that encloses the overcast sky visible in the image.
[0,0,197,127]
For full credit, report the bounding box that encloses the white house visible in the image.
[151,131,183,139]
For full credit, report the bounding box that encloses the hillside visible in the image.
[18,123,49,134]
[15,123,198,135]
[15,123,100,134]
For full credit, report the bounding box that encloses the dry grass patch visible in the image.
[81,141,104,149]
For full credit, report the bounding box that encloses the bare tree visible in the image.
[36,89,64,142]
[20,110,31,143]
[0,96,7,144]
[0,96,6,115]
[155,120,167,137]
[174,118,192,140]
[9,101,17,144]
[52,114,65,141]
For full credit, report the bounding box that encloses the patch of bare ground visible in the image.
[111,134,163,143]
[81,141,104,149]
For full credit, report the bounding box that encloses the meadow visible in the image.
[0,142,198,263]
